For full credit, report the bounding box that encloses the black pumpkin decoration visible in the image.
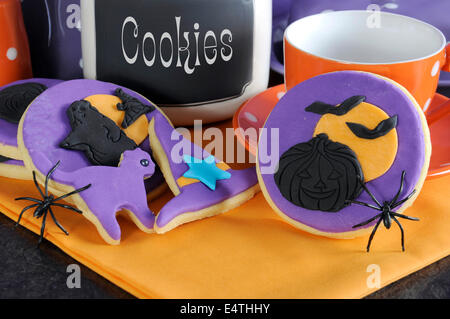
[274,133,363,212]
[0,82,47,124]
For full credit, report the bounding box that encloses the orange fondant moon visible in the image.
[84,94,149,145]
[313,102,398,182]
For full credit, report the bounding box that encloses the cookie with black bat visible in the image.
[257,71,430,248]
[17,79,166,244]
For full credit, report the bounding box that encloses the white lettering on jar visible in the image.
[122,17,139,64]
[121,16,233,74]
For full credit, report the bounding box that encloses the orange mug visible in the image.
[284,10,450,113]
[0,0,32,86]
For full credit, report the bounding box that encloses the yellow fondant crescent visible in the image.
[84,94,149,145]
[313,102,398,182]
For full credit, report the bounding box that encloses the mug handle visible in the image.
[426,43,450,125]
[442,43,450,72]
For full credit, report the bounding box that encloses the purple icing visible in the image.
[151,113,217,179]
[157,168,257,228]
[139,138,166,193]
[2,159,24,167]
[258,71,425,233]
[66,148,156,240]
[0,78,62,148]
[21,79,163,240]
[22,79,159,182]
[149,112,258,228]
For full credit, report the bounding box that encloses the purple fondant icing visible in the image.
[3,159,24,167]
[0,78,62,148]
[149,112,258,228]
[21,79,163,240]
[157,168,257,228]
[22,79,162,184]
[258,71,425,233]
[63,148,156,240]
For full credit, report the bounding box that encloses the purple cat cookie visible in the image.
[18,79,163,244]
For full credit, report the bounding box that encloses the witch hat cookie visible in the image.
[18,79,163,244]
[148,112,260,233]
[257,71,431,251]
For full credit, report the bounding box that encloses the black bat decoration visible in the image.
[115,88,156,128]
[346,115,398,140]
[60,100,137,167]
[305,95,366,116]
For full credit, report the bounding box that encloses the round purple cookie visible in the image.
[18,79,166,244]
[257,71,430,238]
[0,78,62,160]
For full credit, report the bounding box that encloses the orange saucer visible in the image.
[233,85,450,179]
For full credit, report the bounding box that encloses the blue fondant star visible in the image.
[183,155,231,191]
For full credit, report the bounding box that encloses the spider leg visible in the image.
[37,209,49,246]
[45,161,61,197]
[347,200,380,211]
[48,207,69,236]
[32,171,45,199]
[390,171,406,206]
[367,217,383,252]
[392,216,405,252]
[352,213,383,228]
[15,197,42,204]
[392,189,417,209]
[15,203,40,226]
[357,175,382,208]
[54,184,91,202]
[392,212,420,221]
[52,203,82,214]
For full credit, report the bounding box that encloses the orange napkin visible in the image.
[0,122,449,298]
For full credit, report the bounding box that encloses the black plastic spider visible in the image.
[15,161,91,245]
[349,171,419,252]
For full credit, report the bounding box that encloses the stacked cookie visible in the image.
[1,79,259,244]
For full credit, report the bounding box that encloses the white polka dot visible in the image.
[423,98,432,112]
[79,58,84,69]
[244,112,258,123]
[321,9,334,14]
[384,3,399,9]
[277,91,286,100]
[431,61,440,77]
[6,47,17,61]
